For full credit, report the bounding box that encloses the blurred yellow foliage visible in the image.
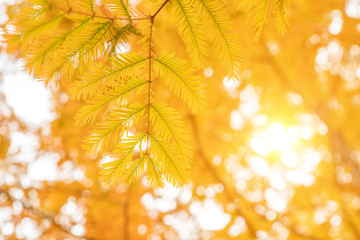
[0,0,360,239]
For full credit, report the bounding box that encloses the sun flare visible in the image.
[249,122,301,162]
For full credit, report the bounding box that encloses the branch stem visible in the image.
[145,0,171,155]
[56,7,148,21]
[152,0,171,18]
[146,18,154,155]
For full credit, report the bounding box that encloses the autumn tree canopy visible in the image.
[1,0,360,239]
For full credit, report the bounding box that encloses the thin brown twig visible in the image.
[152,0,171,18]
[55,7,149,21]
[146,18,154,155]
[145,0,171,154]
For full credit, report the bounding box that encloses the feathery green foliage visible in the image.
[146,155,165,188]
[100,134,147,184]
[47,19,114,81]
[26,17,92,73]
[3,0,294,188]
[103,0,131,18]
[150,135,190,187]
[193,0,243,78]
[70,52,147,100]
[274,0,289,35]
[153,52,205,111]
[75,77,147,126]
[83,103,147,154]
[124,154,147,185]
[150,103,192,162]
[236,0,293,39]
[172,0,208,67]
